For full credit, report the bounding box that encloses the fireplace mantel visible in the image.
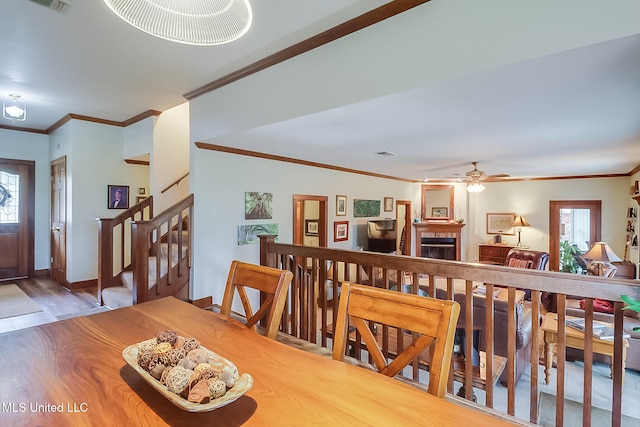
[413,222,465,260]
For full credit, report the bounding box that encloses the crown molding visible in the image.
[184,0,432,100]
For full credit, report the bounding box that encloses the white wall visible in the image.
[152,102,190,212]
[462,177,629,262]
[0,128,50,271]
[50,120,149,282]
[123,117,153,160]
[190,0,640,144]
[190,149,414,304]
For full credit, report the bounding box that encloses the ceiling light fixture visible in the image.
[103,0,253,46]
[3,94,26,122]
[466,180,485,193]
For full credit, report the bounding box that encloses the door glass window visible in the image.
[0,171,19,223]
[559,208,590,252]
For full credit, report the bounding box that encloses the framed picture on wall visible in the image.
[486,212,516,235]
[334,221,349,242]
[431,207,448,218]
[384,197,393,212]
[305,219,319,236]
[108,185,129,209]
[336,195,347,216]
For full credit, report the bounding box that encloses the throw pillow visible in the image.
[580,298,614,314]
[507,258,533,269]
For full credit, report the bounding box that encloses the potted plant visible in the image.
[559,240,582,274]
[621,295,640,331]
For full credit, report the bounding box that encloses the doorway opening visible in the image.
[549,200,601,272]
[292,195,328,248]
[395,200,411,255]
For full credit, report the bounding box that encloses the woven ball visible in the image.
[186,348,208,365]
[183,337,200,352]
[208,378,227,399]
[167,347,187,366]
[164,366,192,395]
[138,350,158,371]
[156,330,178,346]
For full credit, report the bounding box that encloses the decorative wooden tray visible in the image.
[122,339,253,412]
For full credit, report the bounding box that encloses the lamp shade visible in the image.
[103,0,253,46]
[582,242,622,262]
[511,216,530,227]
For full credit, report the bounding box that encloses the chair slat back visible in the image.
[332,282,460,397]
[221,260,293,340]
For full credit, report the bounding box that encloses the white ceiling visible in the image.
[2,0,640,182]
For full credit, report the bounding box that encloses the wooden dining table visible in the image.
[0,297,520,426]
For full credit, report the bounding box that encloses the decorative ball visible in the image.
[186,348,208,365]
[183,337,200,352]
[167,347,187,366]
[208,378,227,398]
[164,366,192,395]
[156,330,178,346]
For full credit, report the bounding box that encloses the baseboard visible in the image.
[32,269,50,277]
[64,279,98,291]
[189,296,213,309]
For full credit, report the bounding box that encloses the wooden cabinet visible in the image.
[478,244,516,265]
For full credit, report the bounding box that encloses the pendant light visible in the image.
[103,0,253,46]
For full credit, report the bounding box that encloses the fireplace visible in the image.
[420,237,456,260]
[413,222,465,261]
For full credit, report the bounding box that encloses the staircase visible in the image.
[97,194,194,308]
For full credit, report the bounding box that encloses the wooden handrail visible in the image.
[97,196,153,304]
[259,235,640,426]
[130,194,194,304]
[161,172,189,194]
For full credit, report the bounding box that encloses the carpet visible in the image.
[0,284,43,319]
[538,392,637,426]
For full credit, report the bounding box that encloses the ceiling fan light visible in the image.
[3,94,26,121]
[466,182,485,193]
[103,0,253,46]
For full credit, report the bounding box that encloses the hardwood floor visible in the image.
[0,277,101,334]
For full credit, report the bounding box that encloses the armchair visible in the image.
[504,248,549,301]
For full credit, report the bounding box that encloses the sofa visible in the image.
[431,281,533,386]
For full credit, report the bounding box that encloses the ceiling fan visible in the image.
[448,162,510,192]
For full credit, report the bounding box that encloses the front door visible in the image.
[0,159,33,280]
[51,157,67,284]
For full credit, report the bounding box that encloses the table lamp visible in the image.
[511,216,530,247]
[582,242,622,276]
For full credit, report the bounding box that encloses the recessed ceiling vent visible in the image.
[376,151,395,157]
[29,0,73,13]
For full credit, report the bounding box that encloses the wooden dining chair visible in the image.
[220,260,293,340]
[332,282,460,398]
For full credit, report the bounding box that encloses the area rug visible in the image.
[0,284,43,319]
[538,392,637,426]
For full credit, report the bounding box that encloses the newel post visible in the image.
[259,235,277,267]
